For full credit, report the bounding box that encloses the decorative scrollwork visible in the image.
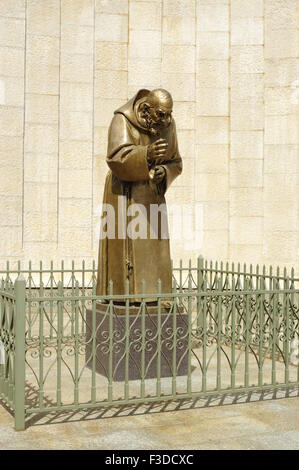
[65,346,75,357]
[132,341,142,352]
[145,341,155,352]
[163,339,174,351]
[98,344,109,355]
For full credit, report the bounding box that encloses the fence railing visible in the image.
[1,257,298,291]
[0,258,298,431]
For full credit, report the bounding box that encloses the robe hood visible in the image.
[114,89,151,132]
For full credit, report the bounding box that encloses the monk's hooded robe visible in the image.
[96,89,182,298]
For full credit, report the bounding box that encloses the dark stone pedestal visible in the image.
[85,302,189,381]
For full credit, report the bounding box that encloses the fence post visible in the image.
[197,256,204,334]
[14,274,26,431]
[197,255,204,291]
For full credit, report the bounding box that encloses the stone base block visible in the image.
[85,302,189,381]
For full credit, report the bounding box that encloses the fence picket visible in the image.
[124,279,130,400]
[187,270,192,394]
[202,278,207,393]
[271,266,277,386]
[14,274,26,431]
[74,282,79,406]
[244,278,250,389]
[156,279,162,397]
[216,277,222,391]
[258,275,264,387]
[39,281,44,409]
[91,271,96,403]
[284,276,290,385]
[141,279,146,398]
[172,277,177,396]
[231,276,236,389]
[57,281,63,407]
[108,280,113,401]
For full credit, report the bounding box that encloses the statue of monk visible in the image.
[96,88,182,299]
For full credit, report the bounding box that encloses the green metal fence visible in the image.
[0,275,26,430]
[0,257,298,431]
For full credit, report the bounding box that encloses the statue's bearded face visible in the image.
[138,102,172,135]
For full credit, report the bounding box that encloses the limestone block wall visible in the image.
[0,0,298,272]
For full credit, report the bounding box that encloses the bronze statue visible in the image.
[96,89,182,298]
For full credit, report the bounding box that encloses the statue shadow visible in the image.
[23,380,299,430]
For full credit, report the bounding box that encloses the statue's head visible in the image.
[137,89,173,135]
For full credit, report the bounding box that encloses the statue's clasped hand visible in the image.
[151,165,166,184]
[147,138,168,164]
[147,138,167,186]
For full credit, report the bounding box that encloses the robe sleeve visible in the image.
[160,119,183,192]
[106,113,150,182]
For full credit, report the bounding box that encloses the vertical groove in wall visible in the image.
[160,0,163,86]
[91,0,95,251]
[22,0,27,248]
[194,0,197,212]
[297,0,299,270]
[228,5,232,262]
[262,0,265,262]
[128,0,130,100]
[57,0,62,247]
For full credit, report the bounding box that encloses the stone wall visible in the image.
[0,0,298,271]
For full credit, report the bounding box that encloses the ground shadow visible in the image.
[24,382,299,430]
[0,397,14,418]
